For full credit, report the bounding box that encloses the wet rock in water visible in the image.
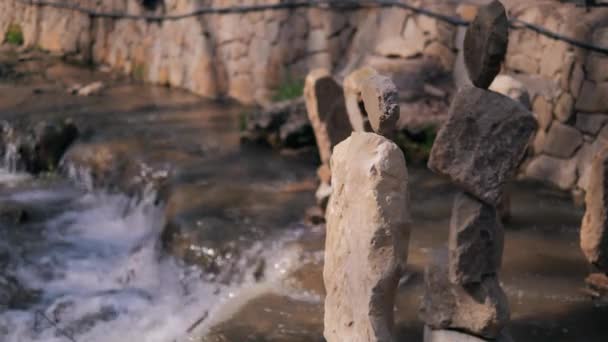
[428,86,537,206]
[463,0,509,89]
[424,326,513,342]
[77,81,104,96]
[3,119,79,174]
[361,74,400,138]
[304,69,352,165]
[449,192,503,285]
[581,147,608,272]
[0,201,29,225]
[343,66,377,132]
[489,75,531,109]
[324,132,410,342]
[241,98,315,149]
[420,253,510,339]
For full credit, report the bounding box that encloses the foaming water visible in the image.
[0,169,308,342]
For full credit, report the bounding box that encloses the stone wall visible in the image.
[0,0,457,105]
[501,1,608,199]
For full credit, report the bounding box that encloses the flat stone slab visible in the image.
[463,0,509,89]
[324,132,410,342]
[581,147,608,272]
[428,86,537,206]
[449,192,504,285]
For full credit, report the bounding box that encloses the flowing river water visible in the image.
[1,57,608,342]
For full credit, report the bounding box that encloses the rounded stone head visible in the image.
[463,0,509,89]
[360,74,400,138]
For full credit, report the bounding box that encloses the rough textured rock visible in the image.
[424,326,514,342]
[324,132,409,342]
[524,154,578,190]
[581,148,608,272]
[304,69,352,165]
[420,252,510,339]
[343,66,377,132]
[361,74,400,137]
[489,75,531,109]
[463,0,509,89]
[449,192,504,285]
[428,86,537,206]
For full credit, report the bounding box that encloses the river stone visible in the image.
[324,132,410,342]
[343,66,377,132]
[449,192,504,285]
[361,74,400,137]
[581,147,608,272]
[304,68,352,165]
[428,86,537,206]
[463,0,509,89]
[420,252,510,339]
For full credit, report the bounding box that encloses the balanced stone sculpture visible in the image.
[422,1,537,340]
[324,74,409,342]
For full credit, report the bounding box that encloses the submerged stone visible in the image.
[428,86,537,206]
[324,132,410,342]
[463,0,509,89]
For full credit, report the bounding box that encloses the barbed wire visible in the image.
[13,0,608,54]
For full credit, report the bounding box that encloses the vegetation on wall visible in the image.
[5,23,24,46]
[395,125,438,164]
[272,77,304,102]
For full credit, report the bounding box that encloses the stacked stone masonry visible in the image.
[1,0,608,195]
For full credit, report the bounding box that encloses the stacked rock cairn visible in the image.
[420,1,537,341]
[322,70,411,341]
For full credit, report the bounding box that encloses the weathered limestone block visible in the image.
[449,193,504,285]
[343,66,377,132]
[581,148,608,272]
[304,69,352,165]
[324,132,410,342]
[463,0,509,89]
[361,74,400,137]
[489,75,531,109]
[424,326,514,342]
[542,122,583,159]
[428,86,538,206]
[420,253,510,339]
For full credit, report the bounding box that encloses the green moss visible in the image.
[5,24,24,46]
[395,125,438,164]
[132,63,146,81]
[238,111,248,132]
[272,77,304,102]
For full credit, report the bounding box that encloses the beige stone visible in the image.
[554,93,574,123]
[542,122,583,158]
[489,75,531,109]
[304,69,352,165]
[424,326,514,342]
[575,113,608,136]
[424,42,456,72]
[343,66,377,132]
[577,81,608,113]
[324,132,410,342]
[570,63,584,98]
[507,54,539,75]
[532,96,553,131]
[581,148,608,272]
[376,37,421,59]
[524,155,577,190]
[402,18,426,53]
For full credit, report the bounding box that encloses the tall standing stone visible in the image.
[581,147,608,272]
[324,132,410,342]
[344,66,378,132]
[463,0,509,89]
[361,74,400,138]
[428,86,537,206]
[304,68,352,165]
